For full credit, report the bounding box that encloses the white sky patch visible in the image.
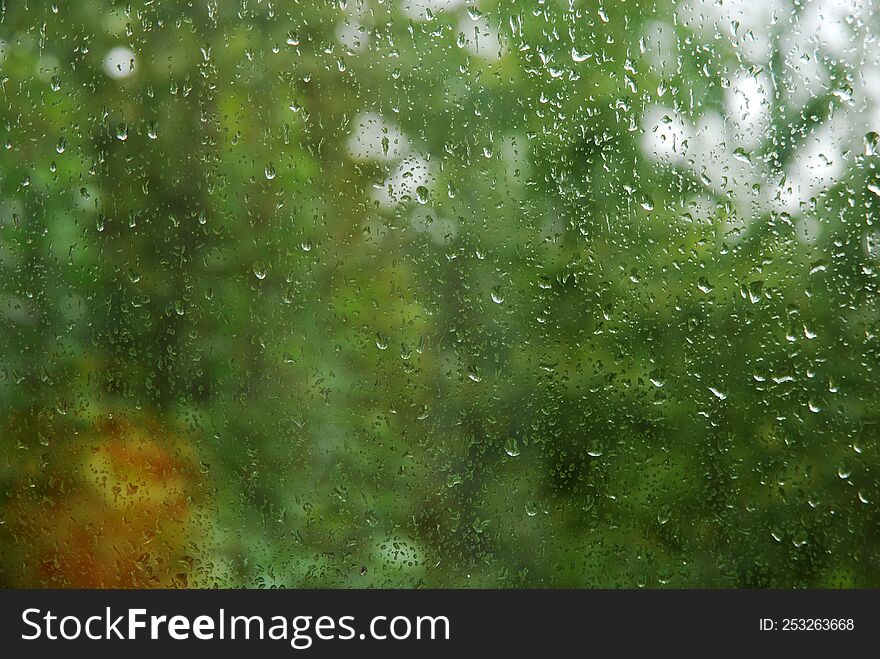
[649,0,877,240]
[642,105,691,164]
[103,46,136,79]
[336,21,369,53]
[775,116,848,214]
[641,21,678,76]
[347,112,410,162]
[343,0,373,19]
[726,70,772,150]
[373,155,432,207]
[860,67,880,118]
[677,0,783,62]
[780,27,830,109]
[457,16,504,61]
[690,112,730,190]
[799,0,866,62]
[853,61,880,145]
[400,0,466,22]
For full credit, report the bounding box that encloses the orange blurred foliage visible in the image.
[2,415,205,588]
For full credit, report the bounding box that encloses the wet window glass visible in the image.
[1,0,878,588]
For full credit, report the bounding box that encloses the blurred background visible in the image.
[1,0,879,587]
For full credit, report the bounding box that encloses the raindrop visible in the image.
[747,280,764,304]
[571,48,591,63]
[104,46,136,79]
[708,387,727,400]
[866,131,879,156]
[732,148,752,165]
[415,185,429,204]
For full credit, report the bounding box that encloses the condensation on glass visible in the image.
[0,0,877,588]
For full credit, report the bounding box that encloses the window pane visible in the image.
[1,0,878,588]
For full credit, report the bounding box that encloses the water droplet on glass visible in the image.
[732,147,752,165]
[866,131,879,156]
[571,47,591,63]
[708,387,727,400]
[415,185,429,204]
[375,332,389,350]
[747,280,763,304]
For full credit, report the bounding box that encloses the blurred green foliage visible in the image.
[0,0,879,587]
